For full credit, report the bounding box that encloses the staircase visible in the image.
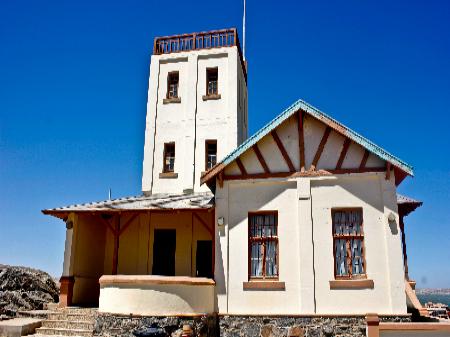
[33,307,97,337]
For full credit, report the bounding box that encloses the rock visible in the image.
[0,264,58,317]
[287,326,304,337]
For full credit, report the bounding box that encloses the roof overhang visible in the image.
[43,192,215,221]
[201,99,413,186]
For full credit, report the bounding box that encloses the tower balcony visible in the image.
[153,28,247,80]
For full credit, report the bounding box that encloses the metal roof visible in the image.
[397,193,423,217]
[202,99,414,184]
[397,194,422,205]
[42,192,214,218]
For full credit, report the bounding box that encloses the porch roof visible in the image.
[397,193,423,217]
[42,191,214,219]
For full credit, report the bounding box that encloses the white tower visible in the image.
[142,29,248,195]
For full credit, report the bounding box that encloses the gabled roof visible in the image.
[201,99,413,185]
[42,192,214,220]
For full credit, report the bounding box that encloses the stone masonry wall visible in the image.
[94,314,410,337]
[219,316,367,337]
[94,313,218,337]
[219,316,410,337]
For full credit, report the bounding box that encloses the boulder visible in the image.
[0,264,58,317]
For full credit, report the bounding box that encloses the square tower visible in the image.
[142,29,248,195]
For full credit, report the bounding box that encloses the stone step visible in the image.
[47,313,95,322]
[32,334,86,337]
[55,308,97,315]
[35,327,93,337]
[42,320,94,330]
[18,310,57,319]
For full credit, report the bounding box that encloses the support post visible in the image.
[59,276,75,307]
[112,216,120,275]
[399,214,409,280]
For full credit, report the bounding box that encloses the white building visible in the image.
[44,28,430,326]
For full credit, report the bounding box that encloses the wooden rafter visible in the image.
[118,213,140,236]
[336,138,351,170]
[359,150,370,170]
[310,126,331,171]
[386,162,392,180]
[271,130,295,172]
[252,144,270,174]
[193,212,213,236]
[96,214,116,235]
[218,171,224,187]
[297,110,306,172]
[235,158,248,176]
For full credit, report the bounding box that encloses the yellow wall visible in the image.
[71,213,107,305]
[114,211,213,276]
[70,210,214,304]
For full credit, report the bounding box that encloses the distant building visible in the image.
[44,28,444,337]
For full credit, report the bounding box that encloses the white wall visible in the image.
[311,173,406,314]
[142,47,248,195]
[215,173,407,315]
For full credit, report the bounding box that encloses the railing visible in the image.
[153,28,247,81]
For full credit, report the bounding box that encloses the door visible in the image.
[196,240,213,278]
[152,229,176,276]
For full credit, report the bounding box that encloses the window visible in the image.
[332,209,366,279]
[163,143,175,172]
[248,212,278,279]
[205,140,217,170]
[206,68,218,95]
[167,72,179,98]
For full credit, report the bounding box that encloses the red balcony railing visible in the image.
[153,28,247,81]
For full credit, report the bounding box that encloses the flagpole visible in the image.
[243,0,246,60]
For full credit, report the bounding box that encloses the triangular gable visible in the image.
[201,99,413,187]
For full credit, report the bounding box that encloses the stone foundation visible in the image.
[219,316,366,337]
[219,315,411,337]
[94,314,410,337]
[94,313,218,337]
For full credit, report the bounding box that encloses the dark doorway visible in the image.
[196,240,213,278]
[152,229,176,276]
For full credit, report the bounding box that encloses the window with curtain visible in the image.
[248,212,278,279]
[163,142,175,173]
[332,208,366,279]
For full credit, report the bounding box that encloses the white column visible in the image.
[182,53,199,192]
[297,178,316,313]
[215,182,229,313]
[380,175,407,313]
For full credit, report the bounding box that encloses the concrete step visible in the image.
[47,313,95,322]
[35,327,92,337]
[41,320,94,330]
[0,318,43,337]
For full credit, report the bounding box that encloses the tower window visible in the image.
[163,143,175,172]
[167,72,179,98]
[205,140,217,170]
[206,68,218,96]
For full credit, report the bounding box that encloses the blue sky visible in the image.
[0,0,449,288]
